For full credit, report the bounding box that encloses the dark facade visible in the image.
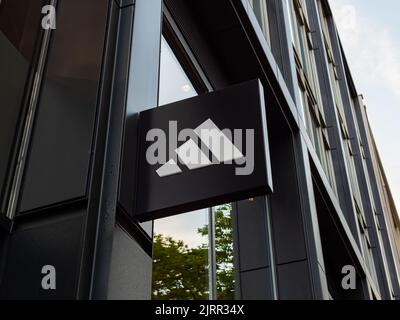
[0,0,399,300]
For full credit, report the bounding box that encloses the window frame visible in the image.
[248,0,271,45]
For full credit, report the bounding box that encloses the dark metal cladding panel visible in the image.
[277,260,313,300]
[0,212,84,299]
[236,198,270,271]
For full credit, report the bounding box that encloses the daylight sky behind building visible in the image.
[330,0,400,214]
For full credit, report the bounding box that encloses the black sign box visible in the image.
[134,79,273,221]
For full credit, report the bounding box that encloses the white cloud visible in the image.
[330,1,400,97]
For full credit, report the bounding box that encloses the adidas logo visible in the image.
[145,118,255,177]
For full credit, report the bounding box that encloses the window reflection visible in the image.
[248,0,271,46]
[214,204,235,300]
[152,37,235,300]
[152,209,210,300]
[0,0,43,60]
[0,0,43,210]
[18,0,109,211]
[287,0,337,194]
[159,38,196,106]
[152,37,209,300]
[152,205,235,300]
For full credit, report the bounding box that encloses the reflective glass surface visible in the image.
[152,37,235,300]
[0,0,43,210]
[152,38,210,300]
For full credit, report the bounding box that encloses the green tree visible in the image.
[152,234,209,300]
[152,204,235,300]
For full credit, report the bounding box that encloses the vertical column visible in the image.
[81,0,163,300]
[118,0,163,236]
[232,197,277,300]
[78,0,124,300]
[106,0,163,300]
[294,132,330,300]
[270,129,329,300]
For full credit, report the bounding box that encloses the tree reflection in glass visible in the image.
[153,36,235,300]
[152,204,235,300]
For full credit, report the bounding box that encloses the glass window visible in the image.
[286,0,296,45]
[287,0,337,193]
[19,0,109,212]
[248,0,271,46]
[153,38,209,300]
[298,86,307,125]
[152,38,235,300]
[0,0,43,210]
[158,38,197,106]
[152,209,210,300]
[152,37,235,300]
[213,204,235,300]
[152,205,235,300]
[317,4,364,201]
[287,0,323,111]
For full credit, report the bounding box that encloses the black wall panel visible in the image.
[236,198,270,272]
[0,211,84,299]
[269,133,307,265]
[277,260,312,300]
[240,267,274,300]
[19,0,109,212]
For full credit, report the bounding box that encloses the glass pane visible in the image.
[153,37,236,301]
[0,0,43,60]
[286,0,296,45]
[19,0,109,211]
[0,0,43,209]
[214,204,235,300]
[311,116,322,159]
[297,86,307,126]
[159,38,197,106]
[296,18,308,72]
[152,37,209,300]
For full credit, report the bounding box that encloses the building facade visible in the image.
[0,0,399,300]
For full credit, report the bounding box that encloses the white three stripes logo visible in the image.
[156,119,244,177]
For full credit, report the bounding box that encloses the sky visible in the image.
[329,0,400,214]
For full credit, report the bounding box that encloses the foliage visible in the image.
[152,234,209,300]
[152,204,235,300]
